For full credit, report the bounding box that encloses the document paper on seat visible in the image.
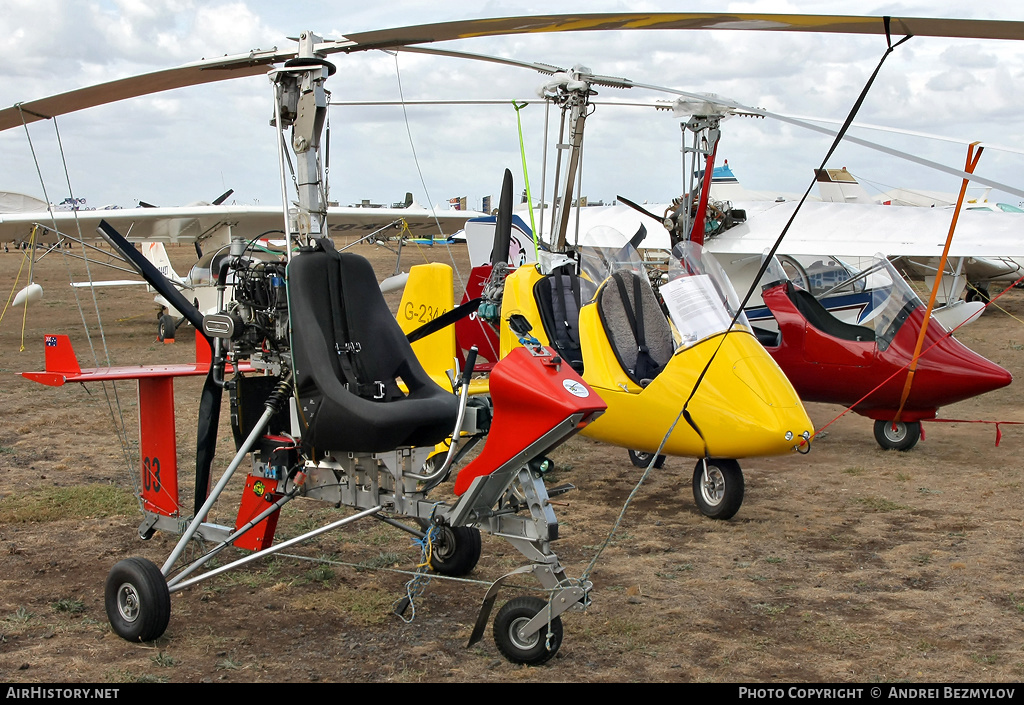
[660,274,734,347]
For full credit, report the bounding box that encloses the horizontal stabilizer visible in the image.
[21,330,231,387]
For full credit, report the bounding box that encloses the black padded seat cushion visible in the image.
[533,269,585,373]
[288,245,459,453]
[787,283,875,342]
[597,271,675,386]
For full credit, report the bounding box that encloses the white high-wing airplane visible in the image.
[0,196,482,338]
[523,164,1024,332]
[812,167,1024,304]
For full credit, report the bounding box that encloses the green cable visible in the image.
[512,100,540,261]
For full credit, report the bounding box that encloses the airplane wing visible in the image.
[544,201,1024,259]
[708,201,1024,259]
[0,203,482,245]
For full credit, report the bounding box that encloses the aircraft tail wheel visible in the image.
[493,596,563,665]
[628,449,666,469]
[157,314,176,342]
[428,525,482,577]
[873,420,921,451]
[692,459,744,520]
[105,557,171,642]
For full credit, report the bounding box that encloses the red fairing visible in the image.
[453,345,606,496]
[761,282,1012,421]
[454,264,500,368]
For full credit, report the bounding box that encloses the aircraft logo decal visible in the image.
[562,379,590,398]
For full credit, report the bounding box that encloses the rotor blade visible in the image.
[394,46,635,89]
[0,51,286,131]
[619,79,1024,201]
[491,169,514,265]
[6,13,1024,133]
[341,14,1024,49]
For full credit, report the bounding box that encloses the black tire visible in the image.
[966,285,990,304]
[105,557,171,642]
[628,449,666,469]
[692,459,744,520]
[428,525,481,577]
[157,314,176,342]
[873,420,921,452]
[493,596,563,665]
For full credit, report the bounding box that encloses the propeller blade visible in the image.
[617,194,665,223]
[628,223,648,250]
[490,169,514,265]
[212,189,234,205]
[193,370,222,516]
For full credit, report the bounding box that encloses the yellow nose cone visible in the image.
[582,331,813,458]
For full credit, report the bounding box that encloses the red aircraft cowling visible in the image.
[760,281,1012,422]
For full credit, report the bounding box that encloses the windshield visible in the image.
[834,255,931,348]
[663,241,751,349]
[577,226,647,302]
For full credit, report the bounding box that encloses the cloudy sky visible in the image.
[2,1,1023,213]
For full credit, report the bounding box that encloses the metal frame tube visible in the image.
[161,404,276,575]
[168,505,382,594]
[166,490,299,588]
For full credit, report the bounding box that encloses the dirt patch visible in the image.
[0,239,1022,683]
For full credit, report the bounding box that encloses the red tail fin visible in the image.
[44,335,82,376]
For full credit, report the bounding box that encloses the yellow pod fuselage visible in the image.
[499,264,813,459]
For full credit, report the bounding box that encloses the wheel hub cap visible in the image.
[116,583,141,623]
[700,468,725,506]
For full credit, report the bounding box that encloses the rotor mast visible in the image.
[270,32,333,250]
[545,67,595,252]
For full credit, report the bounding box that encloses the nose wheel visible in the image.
[104,557,171,642]
[692,458,744,520]
[493,596,563,665]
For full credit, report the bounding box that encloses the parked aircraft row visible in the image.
[1,11,1021,666]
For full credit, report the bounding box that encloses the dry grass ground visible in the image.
[0,237,1022,683]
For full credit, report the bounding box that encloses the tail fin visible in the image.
[815,168,875,204]
[397,263,457,388]
[141,242,185,284]
[44,335,82,376]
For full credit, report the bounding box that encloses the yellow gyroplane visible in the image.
[400,169,813,520]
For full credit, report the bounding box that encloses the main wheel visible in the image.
[428,525,481,577]
[692,459,744,520]
[105,557,171,642]
[873,420,921,451]
[157,314,176,342]
[628,449,666,469]
[966,285,990,304]
[493,596,563,665]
